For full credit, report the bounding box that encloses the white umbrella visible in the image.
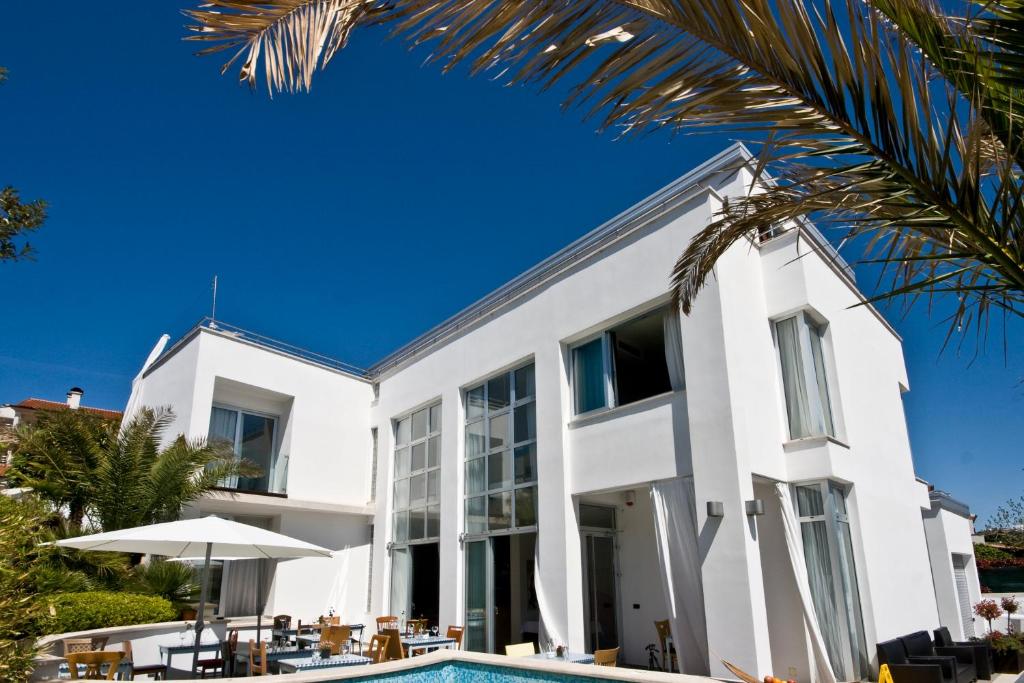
[121,333,169,427]
[55,515,331,677]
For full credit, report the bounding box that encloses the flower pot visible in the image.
[179,608,197,620]
[992,649,1024,674]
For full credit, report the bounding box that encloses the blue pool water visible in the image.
[339,661,613,682]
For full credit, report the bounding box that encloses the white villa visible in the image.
[127,144,981,680]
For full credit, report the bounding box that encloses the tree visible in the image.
[184,0,1024,342]
[988,496,1024,548]
[8,409,115,527]
[0,68,46,262]
[9,407,258,532]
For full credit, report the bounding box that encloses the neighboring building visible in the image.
[130,145,964,680]
[922,488,983,640]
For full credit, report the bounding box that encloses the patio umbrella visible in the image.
[54,515,332,677]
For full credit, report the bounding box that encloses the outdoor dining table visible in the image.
[296,624,366,655]
[528,651,596,665]
[400,634,458,657]
[233,644,315,675]
[158,641,222,668]
[277,654,372,673]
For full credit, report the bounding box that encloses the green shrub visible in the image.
[37,591,176,635]
[976,544,1015,561]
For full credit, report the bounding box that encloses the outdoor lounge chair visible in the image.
[902,631,978,683]
[934,627,992,680]
[877,637,963,683]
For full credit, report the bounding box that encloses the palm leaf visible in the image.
[184,0,1024,340]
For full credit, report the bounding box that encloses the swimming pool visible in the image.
[246,648,709,683]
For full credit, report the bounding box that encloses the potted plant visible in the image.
[976,599,1004,633]
[985,631,1024,674]
[1003,596,1020,633]
[319,641,334,660]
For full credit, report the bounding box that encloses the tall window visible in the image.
[775,313,836,439]
[570,307,678,415]
[208,405,282,493]
[795,481,869,680]
[392,403,442,544]
[464,363,537,534]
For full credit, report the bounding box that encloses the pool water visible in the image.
[340,661,612,682]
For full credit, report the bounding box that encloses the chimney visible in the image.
[66,387,83,410]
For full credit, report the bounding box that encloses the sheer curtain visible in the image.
[208,407,239,489]
[534,538,566,647]
[663,306,686,391]
[775,483,838,683]
[650,478,709,674]
[389,548,411,622]
[776,317,813,438]
[220,558,273,618]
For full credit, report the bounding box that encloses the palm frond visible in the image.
[184,0,1024,340]
[184,0,370,93]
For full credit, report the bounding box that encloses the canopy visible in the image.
[55,515,332,560]
[55,515,331,677]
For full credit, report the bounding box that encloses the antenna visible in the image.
[210,275,218,329]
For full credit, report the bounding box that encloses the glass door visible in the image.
[582,532,620,653]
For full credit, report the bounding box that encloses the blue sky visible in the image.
[1,3,1020,523]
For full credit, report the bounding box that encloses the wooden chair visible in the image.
[66,651,122,680]
[197,629,237,678]
[594,647,620,667]
[326,615,341,626]
[446,626,464,650]
[407,618,428,635]
[376,615,399,632]
[65,638,105,655]
[121,640,168,680]
[322,625,352,655]
[654,620,677,672]
[247,639,268,676]
[367,634,390,664]
[505,642,536,657]
[381,628,406,661]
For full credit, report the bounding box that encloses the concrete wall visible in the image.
[924,505,983,639]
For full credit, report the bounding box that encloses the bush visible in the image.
[976,544,1016,562]
[128,560,198,611]
[37,592,176,635]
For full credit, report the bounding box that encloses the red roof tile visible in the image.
[12,398,122,420]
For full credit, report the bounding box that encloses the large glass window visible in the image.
[208,406,282,493]
[795,481,869,680]
[392,403,442,545]
[775,313,837,439]
[570,307,675,415]
[464,363,537,535]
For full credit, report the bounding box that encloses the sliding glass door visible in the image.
[795,482,869,680]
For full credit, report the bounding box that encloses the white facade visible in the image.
[130,145,965,681]
[922,490,983,640]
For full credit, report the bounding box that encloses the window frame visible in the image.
[463,362,538,541]
[208,402,282,492]
[772,311,840,441]
[390,402,442,547]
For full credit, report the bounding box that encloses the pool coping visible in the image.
[222,648,715,682]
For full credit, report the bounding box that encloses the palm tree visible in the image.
[9,407,258,532]
[183,0,1023,342]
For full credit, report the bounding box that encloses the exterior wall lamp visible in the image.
[745,499,765,516]
[706,501,725,517]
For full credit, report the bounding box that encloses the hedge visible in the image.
[37,592,176,635]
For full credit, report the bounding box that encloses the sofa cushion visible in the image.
[879,639,910,666]
[904,632,937,658]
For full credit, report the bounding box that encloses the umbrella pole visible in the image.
[255,560,263,643]
[191,542,213,679]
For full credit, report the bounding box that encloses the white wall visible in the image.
[924,504,983,639]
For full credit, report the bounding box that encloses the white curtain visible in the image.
[663,306,686,391]
[650,478,709,674]
[389,547,411,621]
[775,483,838,683]
[776,316,813,438]
[534,537,566,648]
[208,407,240,489]
[120,334,169,430]
[220,558,273,617]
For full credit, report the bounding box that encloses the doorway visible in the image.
[580,504,619,654]
[390,541,440,628]
[465,532,538,653]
